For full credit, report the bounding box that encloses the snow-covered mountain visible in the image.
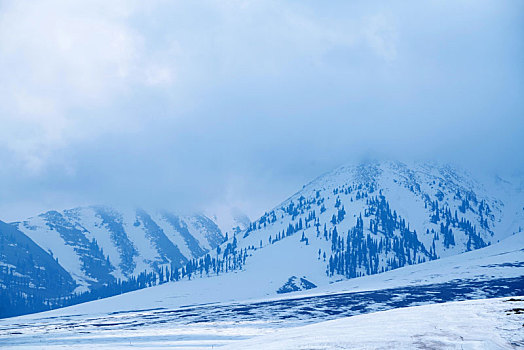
[1,160,523,318]
[0,207,224,316]
[210,160,523,294]
[1,232,521,348]
[13,207,224,290]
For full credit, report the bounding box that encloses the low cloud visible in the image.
[0,0,522,221]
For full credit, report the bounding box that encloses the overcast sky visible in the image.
[0,0,523,222]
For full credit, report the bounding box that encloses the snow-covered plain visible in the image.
[0,233,522,349]
[1,296,522,349]
[222,297,524,350]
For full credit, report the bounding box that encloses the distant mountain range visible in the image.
[0,207,229,316]
[1,160,522,317]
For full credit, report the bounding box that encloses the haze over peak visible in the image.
[0,0,522,222]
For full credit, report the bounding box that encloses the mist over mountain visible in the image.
[0,0,523,224]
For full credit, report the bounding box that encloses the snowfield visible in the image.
[1,297,522,349]
[222,297,524,350]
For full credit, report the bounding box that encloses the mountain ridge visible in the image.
[1,160,522,318]
[0,206,226,317]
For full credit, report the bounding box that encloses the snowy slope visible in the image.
[12,230,523,318]
[6,206,224,293]
[224,161,524,291]
[0,233,521,349]
[0,221,76,315]
[222,297,524,349]
[3,297,522,349]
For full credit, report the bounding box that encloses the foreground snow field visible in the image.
[222,297,524,350]
[1,297,522,349]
